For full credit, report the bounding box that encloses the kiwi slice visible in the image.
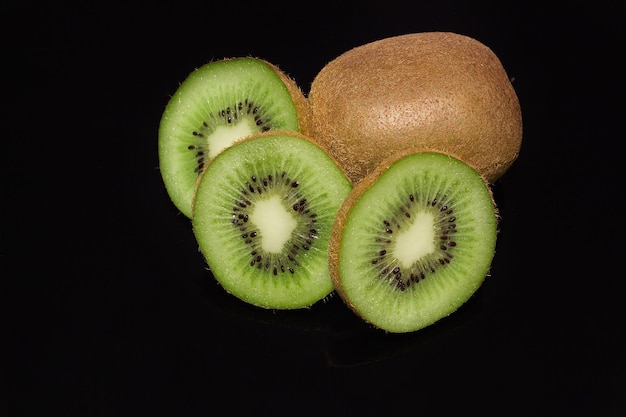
[192,131,352,310]
[329,150,498,333]
[158,57,311,218]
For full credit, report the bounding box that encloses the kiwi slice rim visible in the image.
[192,130,352,310]
[329,150,498,333]
[158,57,306,218]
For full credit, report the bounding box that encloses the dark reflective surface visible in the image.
[7,2,624,416]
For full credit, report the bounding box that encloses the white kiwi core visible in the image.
[250,194,297,253]
[392,211,435,268]
[208,120,256,159]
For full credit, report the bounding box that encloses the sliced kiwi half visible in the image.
[158,57,311,218]
[192,131,352,310]
[329,150,498,333]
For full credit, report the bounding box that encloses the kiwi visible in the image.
[159,57,312,218]
[329,150,498,333]
[191,131,352,309]
[308,32,522,184]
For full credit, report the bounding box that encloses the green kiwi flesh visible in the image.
[330,151,497,333]
[159,57,305,218]
[192,131,352,309]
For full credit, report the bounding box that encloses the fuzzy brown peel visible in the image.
[309,32,523,184]
[266,62,314,137]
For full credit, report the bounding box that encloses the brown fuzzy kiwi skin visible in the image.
[328,147,498,328]
[308,32,522,185]
[262,59,314,137]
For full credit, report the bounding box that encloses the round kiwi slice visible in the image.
[309,32,522,184]
[192,131,352,310]
[159,57,312,218]
[329,150,498,333]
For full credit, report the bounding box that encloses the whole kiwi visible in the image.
[308,32,523,184]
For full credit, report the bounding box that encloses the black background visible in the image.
[5,2,625,416]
